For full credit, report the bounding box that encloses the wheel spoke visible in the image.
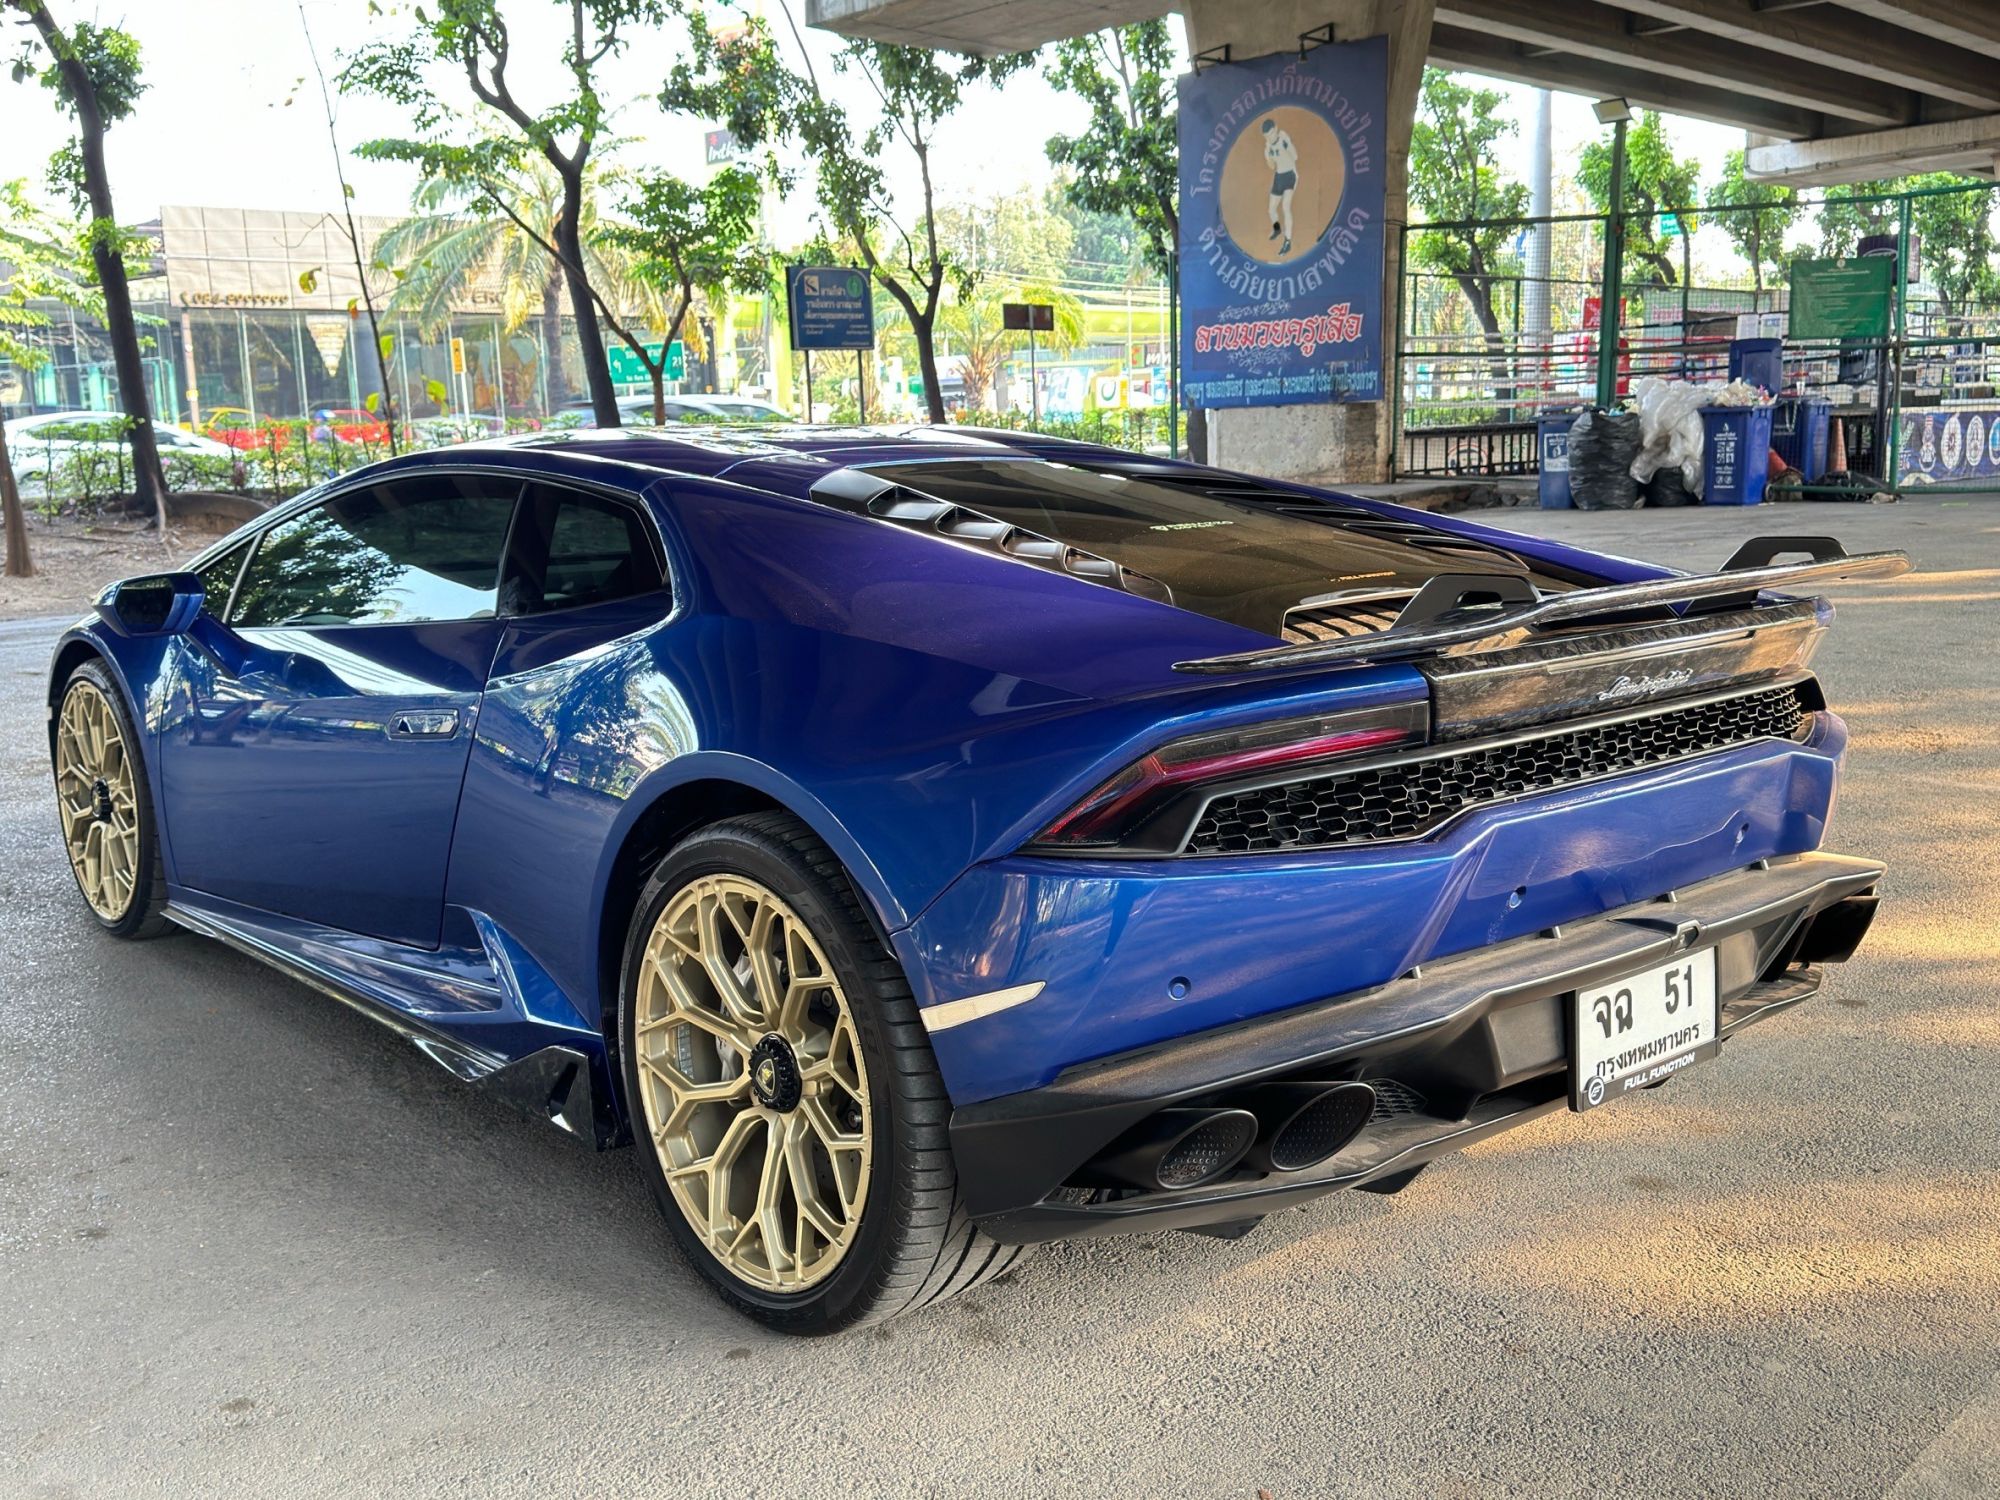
[641,1054,748,1106]
[696,895,764,1029]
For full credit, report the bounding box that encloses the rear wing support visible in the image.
[1173,537,1913,675]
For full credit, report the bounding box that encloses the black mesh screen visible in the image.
[1186,683,1811,854]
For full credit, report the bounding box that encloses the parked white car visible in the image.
[5,410,240,499]
[554,394,794,428]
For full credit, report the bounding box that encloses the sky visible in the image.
[0,0,1747,263]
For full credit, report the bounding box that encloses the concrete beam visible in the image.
[1825,0,2000,65]
[1427,23,1822,140]
[805,0,1167,54]
[1602,0,2000,112]
[1434,0,1910,125]
[1745,112,2000,185]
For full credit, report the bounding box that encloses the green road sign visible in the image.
[1659,212,1682,238]
[1789,256,1894,340]
[606,339,686,384]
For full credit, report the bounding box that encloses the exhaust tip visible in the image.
[1155,1108,1259,1189]
[1079,1106,1259,1192]
[1243,1081,1378,1174]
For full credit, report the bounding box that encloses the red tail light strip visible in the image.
[1035,705,1426,850]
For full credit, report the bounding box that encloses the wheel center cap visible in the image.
[91,778,113,823]
[747,1034,802,1112]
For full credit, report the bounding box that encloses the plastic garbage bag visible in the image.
[1629,376,1706,496]
[1567,407,1642,510]
[1642,467,1699,507]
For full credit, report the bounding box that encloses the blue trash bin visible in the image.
[1537,411,1576,509]
[1770,396,1832,481]
[1701,404,1775,505]
[1728,337,1784,394]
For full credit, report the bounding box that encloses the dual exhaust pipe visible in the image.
[1080,1080,1379,1193]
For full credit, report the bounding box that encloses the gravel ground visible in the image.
[0,517,232,623]
[1,498,1995,1499]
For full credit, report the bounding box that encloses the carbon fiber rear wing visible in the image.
[1173,538,1913,675]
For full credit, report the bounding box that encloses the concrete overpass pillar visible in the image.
[1179,0,1435,482]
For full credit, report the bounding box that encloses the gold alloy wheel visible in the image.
[634,874,873,1293]
[55,678,140,922]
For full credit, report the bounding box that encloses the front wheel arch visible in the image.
[46,636,110,755]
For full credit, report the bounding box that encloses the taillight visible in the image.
[1031,702,1426,853]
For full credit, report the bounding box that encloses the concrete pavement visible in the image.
[2,499,1995,1498]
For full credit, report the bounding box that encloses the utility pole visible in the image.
[1593,98,1633,411]
[1523,89,1552,412]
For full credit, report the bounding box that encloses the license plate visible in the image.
[1571,949,1719,1111]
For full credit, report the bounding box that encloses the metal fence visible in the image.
[1395,182,2000,497]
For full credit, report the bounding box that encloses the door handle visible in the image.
[390,708,461,739]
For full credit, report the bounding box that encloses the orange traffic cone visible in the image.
[1828,417,1848,474]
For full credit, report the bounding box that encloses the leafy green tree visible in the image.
[7,2,167,526]
[932,191,1074,283]
[373,157,632,409]
[1816,179,1900,256]
[1818,175,2000,323]
[1578,110,1702,288]
[921,280,1084,412]
[1042,22,1180,278]
[1708,149,1799,297]
[1408,70,1528,351]
[341,0,671,428]
[1903,177,2000,322]
[666,17,1031,421]
[0,181,102,575]
[1047,189,1150,285]
[599,167,770,423]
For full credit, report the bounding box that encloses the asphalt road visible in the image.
[2,498,1996,1499]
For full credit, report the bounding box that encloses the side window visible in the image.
[229,474,520,628]
[501,484,666,616]
[195,539,252,618]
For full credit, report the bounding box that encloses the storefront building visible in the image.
[3,205,745,428]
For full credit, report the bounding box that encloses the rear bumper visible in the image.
[950,851,1883,1245]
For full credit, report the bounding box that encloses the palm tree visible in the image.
[372,158,660,411]
[935,280,1084,413]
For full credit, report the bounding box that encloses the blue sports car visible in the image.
[48,426,1906,1332]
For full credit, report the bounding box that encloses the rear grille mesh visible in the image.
[1186,683,1811,855]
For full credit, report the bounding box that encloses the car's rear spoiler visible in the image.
[1173,537,1913,675]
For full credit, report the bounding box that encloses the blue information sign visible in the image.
[1176,36,1388,409]
[786,265,875,351]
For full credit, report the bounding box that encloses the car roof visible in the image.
[327,424,1072,497]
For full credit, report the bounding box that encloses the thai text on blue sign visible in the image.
[1175,35,1387,409]
[786,265,875,351]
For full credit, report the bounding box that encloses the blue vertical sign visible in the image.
[786,265,875,351]
[1177,36,1387,409]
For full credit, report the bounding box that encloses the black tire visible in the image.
[52,659,173,940]
[618,811,1030,1334]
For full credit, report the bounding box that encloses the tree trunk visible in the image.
[25,1,168,527]
[650,365,666,427]
[555,177,619,428]
[910,313,946,423]
[1456,273,1514,417]
[0,420,33,578]
[541,277,568,410]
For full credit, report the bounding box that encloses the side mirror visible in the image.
[95,572,205,637]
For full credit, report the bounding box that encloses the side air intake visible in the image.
[809,468,1172,603]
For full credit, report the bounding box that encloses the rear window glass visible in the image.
[854,459,1580,637]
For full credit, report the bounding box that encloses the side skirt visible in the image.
[165,896,620,1149]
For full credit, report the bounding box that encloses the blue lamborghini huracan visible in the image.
[48,425,1904,1331]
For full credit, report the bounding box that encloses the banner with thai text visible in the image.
[1176,36,1386,409]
